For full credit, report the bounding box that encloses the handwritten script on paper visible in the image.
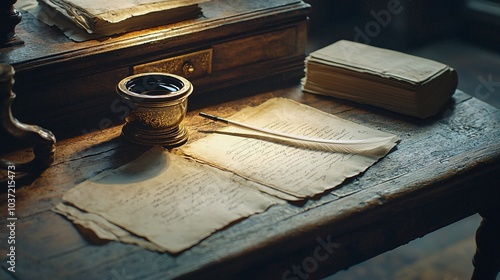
[55,97,398,253]
[181,98,399,199]
[56,147,280,253]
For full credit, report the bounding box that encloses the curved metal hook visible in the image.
[0,63,56,172]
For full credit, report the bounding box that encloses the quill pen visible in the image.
[199,112,398,155]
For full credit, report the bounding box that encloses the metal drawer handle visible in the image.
[182,61,195,75]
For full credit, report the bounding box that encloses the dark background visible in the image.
[304,0,500,110]
[304,0,499,52]
[303,1,500,278]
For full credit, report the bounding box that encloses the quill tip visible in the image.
[199,112,228,124]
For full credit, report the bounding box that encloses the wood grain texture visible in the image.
[1,81,499,279]
[2,0,310,138]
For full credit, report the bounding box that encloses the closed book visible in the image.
[302,40,458,118]
[37,0,208,36]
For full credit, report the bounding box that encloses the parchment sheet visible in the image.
[55,147,281,253]
[181,98,399,199]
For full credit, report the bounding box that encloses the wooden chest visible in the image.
[2,0,310,136]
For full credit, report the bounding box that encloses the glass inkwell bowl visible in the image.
[116,73,193,147]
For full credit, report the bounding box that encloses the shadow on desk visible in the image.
[325,214,483,280]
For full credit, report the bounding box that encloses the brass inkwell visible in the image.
[116,73,193,147]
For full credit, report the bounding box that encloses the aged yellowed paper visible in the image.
[55,98,397,253]
[40,0,208,24]
[17,0,207,40]
[54,203,166,251]
[181,98,399,199]
[56,147,280,253]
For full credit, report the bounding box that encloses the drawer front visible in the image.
[133,26,299,81]
[133,49,212,79]
[212,27,298,71]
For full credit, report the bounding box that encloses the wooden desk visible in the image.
[2,0,309,137]
[1,81,499,280]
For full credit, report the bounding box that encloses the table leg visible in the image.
[471,209,500,280]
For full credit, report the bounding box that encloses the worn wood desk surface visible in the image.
[3,0,310,135]
[1,81,499,279]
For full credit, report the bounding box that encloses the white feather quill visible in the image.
[199,112,398,155]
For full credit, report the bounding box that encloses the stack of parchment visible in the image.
[54,98,399,253]
[37,0,209,36]
[302,40,458,118]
